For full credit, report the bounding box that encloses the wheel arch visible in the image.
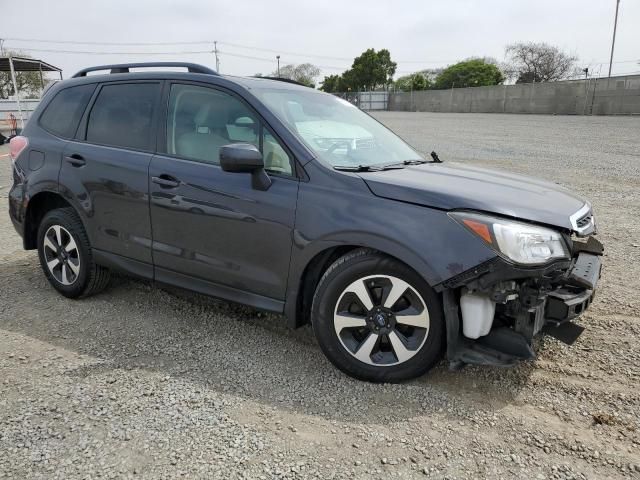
[285,237,441,329]
[23,191,80,250]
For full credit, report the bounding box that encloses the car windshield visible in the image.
[252,88,424,167]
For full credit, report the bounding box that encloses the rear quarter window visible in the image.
[39,84,96,138]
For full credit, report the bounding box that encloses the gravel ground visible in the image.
[1,112,639,479]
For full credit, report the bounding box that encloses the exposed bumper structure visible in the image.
[442,237,604,369]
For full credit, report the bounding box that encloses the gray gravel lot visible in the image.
[1,112,639,479]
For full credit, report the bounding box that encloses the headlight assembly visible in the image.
[449,211,569,265]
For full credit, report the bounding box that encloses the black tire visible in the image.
[37,207,111,298]
[311,249,444,383]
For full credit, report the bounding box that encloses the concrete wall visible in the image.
[389,75,640,115]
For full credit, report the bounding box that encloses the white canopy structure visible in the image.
[1,56,63,129]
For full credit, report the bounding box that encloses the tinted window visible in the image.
[39,84,95,138]
[167,84,292,175]
[86,83,160,150]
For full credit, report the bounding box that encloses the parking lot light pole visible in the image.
[608,0,621,77]
[276,55,280,77]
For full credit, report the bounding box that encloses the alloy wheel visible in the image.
[42,225,81,286]
[333,274,430,366]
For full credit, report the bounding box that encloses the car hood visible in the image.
[359,162,589,232]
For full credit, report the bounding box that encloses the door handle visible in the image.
[65,154,86,167]
[152,174,180,188]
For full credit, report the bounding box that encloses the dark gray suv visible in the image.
[8,62,603,382]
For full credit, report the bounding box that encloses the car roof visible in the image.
[63,62,315,92]
[58,71,313,95]
[221,75,312,91]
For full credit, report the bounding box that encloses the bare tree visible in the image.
[504,42,578,83]
[271,63,320,87]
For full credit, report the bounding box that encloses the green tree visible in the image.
[434,59,504,89]
[0,51,46,99]
[320,74,342,93]
[319,49,398,93]
[349,48,397,90]
[394,72,431,92]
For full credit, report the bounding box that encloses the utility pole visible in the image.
[608,0,621,77]
[0,38,5,57]
[276,55,280,77]
[213,41,220,73]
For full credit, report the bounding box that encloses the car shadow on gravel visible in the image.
[1,258,538,425]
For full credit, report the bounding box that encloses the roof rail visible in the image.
[72,62,218,78]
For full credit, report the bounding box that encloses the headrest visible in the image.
[193,101,228,129]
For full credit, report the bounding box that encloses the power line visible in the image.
[4,45,430,75]
[5,39,638,77]
[219,41,353,61]
[3,36,459,64]
[7,46,214,56]
[3,37,210,46]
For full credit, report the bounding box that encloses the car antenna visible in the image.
[430,151,442,163]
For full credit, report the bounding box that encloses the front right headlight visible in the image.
[449,211,569,266]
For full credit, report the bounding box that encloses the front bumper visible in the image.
[545,287,595,324]
[442,241,604,369]
[543,252,602,326]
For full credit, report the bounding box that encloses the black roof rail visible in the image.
[256,76,307,87]
[72,62,218,78]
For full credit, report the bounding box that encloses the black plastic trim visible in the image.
[155,267,284,314]
[93,249,154,280]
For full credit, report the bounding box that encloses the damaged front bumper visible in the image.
[440,236,604,369]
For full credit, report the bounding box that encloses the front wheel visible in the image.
[311,249,444,383]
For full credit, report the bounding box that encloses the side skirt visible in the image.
[93,249,154,280]
[155,267,285,314]
[93,249,285,315]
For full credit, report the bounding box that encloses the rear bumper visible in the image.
[8,182,25,239]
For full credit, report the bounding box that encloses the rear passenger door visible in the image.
[149,82,299,306]
[61,81,161,267]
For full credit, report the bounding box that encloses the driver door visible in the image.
[149,83,299,308]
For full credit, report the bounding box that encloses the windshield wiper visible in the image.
[386,151,444,168]
[333,164,405,172]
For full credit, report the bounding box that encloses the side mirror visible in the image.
[219,143,271,191]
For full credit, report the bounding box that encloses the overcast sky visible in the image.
[2,0,639,81]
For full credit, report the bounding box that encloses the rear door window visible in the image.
[86,83,160,151]
[39,84,95,138]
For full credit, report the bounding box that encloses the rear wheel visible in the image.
[37,208,111,298]
[311,249,444,382]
